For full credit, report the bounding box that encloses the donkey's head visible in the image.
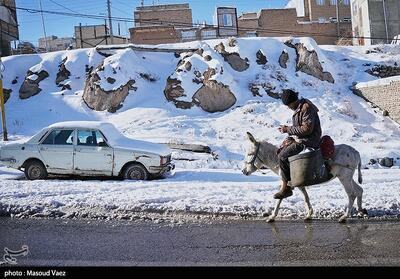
[242,132,264,176]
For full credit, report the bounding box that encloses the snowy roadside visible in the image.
[0,166,399,223]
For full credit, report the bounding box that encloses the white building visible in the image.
[38,36,75,52]
[351,0,400,46]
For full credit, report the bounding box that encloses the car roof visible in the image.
[48,121,115,130]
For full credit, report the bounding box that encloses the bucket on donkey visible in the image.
[288,149,332,187]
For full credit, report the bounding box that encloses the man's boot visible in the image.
[273,184,293,199]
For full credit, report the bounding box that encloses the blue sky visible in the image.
[16,0,291,46]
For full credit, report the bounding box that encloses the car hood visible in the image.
[112,137,171,157]
[0,140,26,149]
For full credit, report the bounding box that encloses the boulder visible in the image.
[214,42,249,72]
[19,70,49,99]
[106,77,116,84]
[365,65,400,78]
[83,64,136,113]
[256,50,267,65]
[203,68,216,81]
[279,50,289,68]
[378,157,394,168]
[164,77,193,110]
[56,57,71,85]
[204,55,213,62]
[184,61,192,72]
[285,41,334,83]
[192,80,236,113]
[3,88,11,103]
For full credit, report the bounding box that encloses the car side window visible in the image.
[96,130,108,147]
[77,130,109,147]
[42,130,74,145]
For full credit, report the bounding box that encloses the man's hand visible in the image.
[278,125,289,134]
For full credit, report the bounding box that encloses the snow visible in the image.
[1,37,400,221]
[355,75,400,89]
[0,166,399,220]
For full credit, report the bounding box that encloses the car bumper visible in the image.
[149,162,175,176]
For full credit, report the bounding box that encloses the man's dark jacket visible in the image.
[287,98,322,149]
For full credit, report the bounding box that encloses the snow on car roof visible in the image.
[47,121,171,156]
[48,121,112,130]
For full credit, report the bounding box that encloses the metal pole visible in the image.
[39,0,48,52]
[382,0,389,44]
[336,0,340,38]
[107,0,114,44]
[79,23,83,48]
[0,56,8,141]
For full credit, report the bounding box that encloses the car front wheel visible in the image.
[122,164,149,181]
[24,160,48,180]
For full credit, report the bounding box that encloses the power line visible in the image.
[9,5,395,41]
[48,0,80,14]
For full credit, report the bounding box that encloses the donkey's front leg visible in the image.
[267,199,283,223]
[298,187,313,220]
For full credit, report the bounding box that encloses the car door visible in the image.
[39,129,75,174]
[73,129,113,176]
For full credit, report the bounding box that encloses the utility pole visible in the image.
[0,57,8,141]
[39,0,48,52]
[336,0,340,39]
[107,0,114,44]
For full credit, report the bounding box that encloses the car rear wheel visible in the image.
[24,160,48,180]
[122,164,149,181]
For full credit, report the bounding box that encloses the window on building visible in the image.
[329,17,338,23]
[316,0,325,5]
[246,31,258,37]
[222,14,233,27]
[342,17,352,22]
[343,0,350,5]
[201,30,217,39]
[181,30,196,40]
[330,0,337,5]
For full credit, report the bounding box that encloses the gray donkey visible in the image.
[242,132,367,223]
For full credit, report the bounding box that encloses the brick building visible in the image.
[75,25,127,48]
[238,0,352,45]
[0,0,18,56]
[351,0,400,46]
[130,3,237,45]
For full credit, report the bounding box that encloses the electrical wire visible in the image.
[8,5,396,41]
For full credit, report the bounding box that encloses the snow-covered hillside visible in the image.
[1,37,399,221]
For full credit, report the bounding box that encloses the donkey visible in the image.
[242,132,367,223]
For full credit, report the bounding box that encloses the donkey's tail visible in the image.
[358,160,363,184]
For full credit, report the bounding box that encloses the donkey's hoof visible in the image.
[267,217,275,223]
[339,216,347,223]
[357,209,368,217]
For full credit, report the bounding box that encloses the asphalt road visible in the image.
[0,217,399,266]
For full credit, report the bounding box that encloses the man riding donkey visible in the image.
[275,89,322,199]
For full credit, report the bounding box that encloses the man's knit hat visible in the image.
[281,89,298,105]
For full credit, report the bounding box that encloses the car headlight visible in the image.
[160,155,170,165]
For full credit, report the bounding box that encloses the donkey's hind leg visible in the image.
[298,187,313,220]
[337,171,357,223]
[352,179,367,217]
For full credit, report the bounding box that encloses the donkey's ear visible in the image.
[246,132,257,144]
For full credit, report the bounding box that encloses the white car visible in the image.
[0,121,174,180]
